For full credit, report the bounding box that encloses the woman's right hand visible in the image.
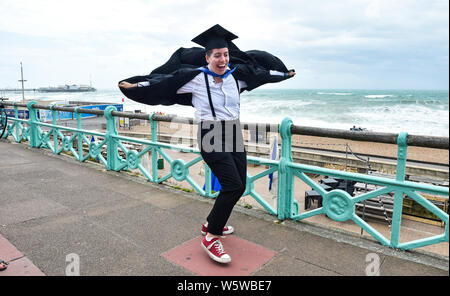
[118,81,137,89]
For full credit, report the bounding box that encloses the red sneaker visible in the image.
[201,237,231,264]
[201,223,234,236]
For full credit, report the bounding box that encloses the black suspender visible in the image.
[204,72,217,120]
[203,72,240,120]
[233,76,240,94]
[233,76,240,108]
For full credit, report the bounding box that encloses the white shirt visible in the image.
[176,71,247,122]
[136,68,286,122]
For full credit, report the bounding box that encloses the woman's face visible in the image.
[206,47,229,75]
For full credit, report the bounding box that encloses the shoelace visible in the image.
[212,240,226,255]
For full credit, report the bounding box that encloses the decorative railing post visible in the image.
[390,132,408,248]
[277,117,299,220]
[13,103,20,141]
[49,104,59,154]
[74,107,83,161]
[27,101,40,148]
[150,113,159,183]
[104,106,121,171]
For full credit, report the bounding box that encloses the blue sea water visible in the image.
[240,89,449,137]
[2,88,448,137]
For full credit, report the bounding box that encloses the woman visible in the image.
[119,24,295,264]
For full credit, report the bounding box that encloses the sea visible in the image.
[2,88,448,137]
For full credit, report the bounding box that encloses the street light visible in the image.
[18,62,27,103]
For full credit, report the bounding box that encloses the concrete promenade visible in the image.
[0,140,448,277]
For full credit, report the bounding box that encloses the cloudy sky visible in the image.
[0,0,448,90]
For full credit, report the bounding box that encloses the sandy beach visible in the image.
[133,120,449,165]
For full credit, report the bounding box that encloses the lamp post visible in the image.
[18,62,27,103]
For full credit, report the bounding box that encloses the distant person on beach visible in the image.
[119,24,295,264]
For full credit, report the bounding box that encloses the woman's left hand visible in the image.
[119,81,137,89]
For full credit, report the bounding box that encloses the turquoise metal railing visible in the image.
[2,101,449,251]
[277,118,448,250]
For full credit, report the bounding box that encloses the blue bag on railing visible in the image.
[203,171,222,192]
[269,136,278,191]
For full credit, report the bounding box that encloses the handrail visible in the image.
[290,125,449,149]
[4,101,449,149]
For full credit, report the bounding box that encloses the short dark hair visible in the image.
[206,48,230,57]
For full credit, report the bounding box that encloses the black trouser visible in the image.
[198,119,247,236]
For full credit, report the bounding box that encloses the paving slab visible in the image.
[162,235,277,276]
[0,257,45,276]
[0,234,45,276]
[0,234,24,262]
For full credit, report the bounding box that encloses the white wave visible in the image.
[9,89,445,137]
[317,92,352,95]
[364,94,393,99]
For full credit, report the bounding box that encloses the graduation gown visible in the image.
[118,46,294,107]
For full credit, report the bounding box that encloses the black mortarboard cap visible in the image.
[191,24,238,51]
